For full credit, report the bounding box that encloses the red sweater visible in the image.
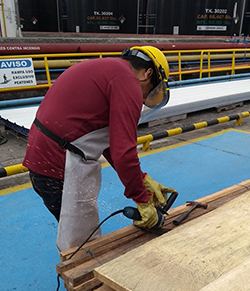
[23,58,148,203]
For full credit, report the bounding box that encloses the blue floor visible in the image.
[1,129,250,291]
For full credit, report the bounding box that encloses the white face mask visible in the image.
[139,80,170,124]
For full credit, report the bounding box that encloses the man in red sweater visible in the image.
[23,46,175,251]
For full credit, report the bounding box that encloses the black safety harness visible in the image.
[33,118,86,161]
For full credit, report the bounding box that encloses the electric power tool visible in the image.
[122,191,178,229]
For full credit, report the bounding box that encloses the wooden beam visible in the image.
[59,225,141,261]
[57,179,250,291]
[59,179,250,262]
[199,258,250,291]
[62,233,154,287]
[94,191,250,291]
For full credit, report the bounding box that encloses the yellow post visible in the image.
[137,135,153,151]
[235,116,243,125]
[235,112,250,125]
[208,51,211,78]
[199,51,204,79]
[142,140,151,151]
[178,52,182,81]
[44,56,52,86]
[0,0,7,37]
[232,51,236,75]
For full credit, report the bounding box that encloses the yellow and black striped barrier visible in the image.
[0,111,249,177]
[137,112,250,151]
[0,164,28,178]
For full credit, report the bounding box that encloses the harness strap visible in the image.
[33,118,86,160]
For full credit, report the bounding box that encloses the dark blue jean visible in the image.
[29,170,64,222]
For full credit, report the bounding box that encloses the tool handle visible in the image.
[123,206,142,221]
[173,210,190,226]
[123,206,165,229]
[162,192,178,213]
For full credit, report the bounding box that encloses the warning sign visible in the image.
[0,58,37,89]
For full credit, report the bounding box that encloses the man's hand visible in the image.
[133,199,158,228]
[143,174,177,207]
[133,174,177,228]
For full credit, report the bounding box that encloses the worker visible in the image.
[23,45,175,251]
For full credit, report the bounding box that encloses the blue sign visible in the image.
[0,59,32,69]
[0,58,36,89]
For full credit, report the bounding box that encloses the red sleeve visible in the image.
[107,75,149,203]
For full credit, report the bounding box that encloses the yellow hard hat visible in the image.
[130,45,169,83]
[122,45,170,110]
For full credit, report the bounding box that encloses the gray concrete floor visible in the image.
[1,102,250,189]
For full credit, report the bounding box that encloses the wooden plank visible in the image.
[238,179,250,190]
[59,225,140,261]
[61,177,248,261]
[94,191,250,291]
[58,180,250,291]
[199,258,250,291]
[66,281,114,291]
[95,285,116,291]
[164,186,248,226]
[63,233,155,287]
[165,182,249,219]
[65,278,102,291]
[63,188,245,289]
[60,179,250,262]
[57,229,147,274]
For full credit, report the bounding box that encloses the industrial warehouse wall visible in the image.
[18,0,249,36]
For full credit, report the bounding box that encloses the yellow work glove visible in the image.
[143,174,177,207]
[133,199,158,228]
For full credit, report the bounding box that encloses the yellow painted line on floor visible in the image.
[0,182,32,197]
[230,128,250,135]
[1,128,249,197]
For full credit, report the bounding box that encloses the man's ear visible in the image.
[145,68,153,79]
[138,68,154,83]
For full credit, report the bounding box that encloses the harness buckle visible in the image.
[58,138,69,149]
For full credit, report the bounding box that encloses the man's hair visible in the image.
[121,55,158,87]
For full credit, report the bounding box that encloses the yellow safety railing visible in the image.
[163,48,250,80]
[0,48,250,93]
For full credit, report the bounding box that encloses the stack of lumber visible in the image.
[56,180,250,291]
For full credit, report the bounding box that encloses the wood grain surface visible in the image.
[94,191,250,291]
